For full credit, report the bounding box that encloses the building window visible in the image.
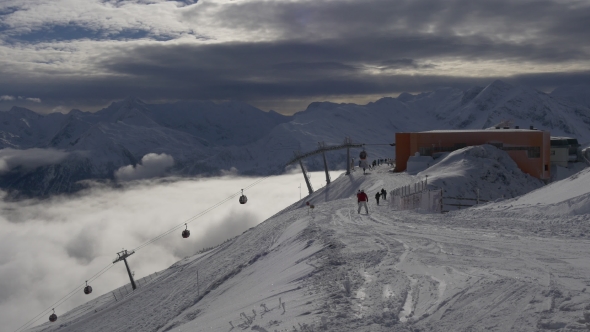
[419,147,432,156]
[545,164,549,171]
[527,147,541,158]
[489,142,503,148]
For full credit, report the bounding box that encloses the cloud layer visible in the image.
[115,153,174,181]
[0,0,589,113]
[0,148,69,173]
[0,171,332,331]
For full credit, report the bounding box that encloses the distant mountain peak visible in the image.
[486,79,513,90]
[397,92,416,102]
[7,106,41,118]
[123,96,146,104]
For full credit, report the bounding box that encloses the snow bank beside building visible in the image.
[477,166,590,216]
[417,145,544,201]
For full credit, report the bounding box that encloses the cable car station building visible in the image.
[395,128,551,181]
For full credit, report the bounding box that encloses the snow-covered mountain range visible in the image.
[1,80,589,197]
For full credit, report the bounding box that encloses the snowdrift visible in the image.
[417,145,544,201]
[476,166,590,216]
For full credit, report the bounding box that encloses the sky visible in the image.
[0,0,589,114]
[0,170,333,332]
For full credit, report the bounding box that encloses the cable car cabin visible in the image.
[182,229,190,238]
[182,224,190,238]
[359,151,367,160]
[239,189,248,204]
[84,285,93,295]
[49,310,57,322]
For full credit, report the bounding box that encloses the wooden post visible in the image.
[346,146,351,175]
[319,142,331,185]
[113,292,118,302]
[345,137,352,175]
[476,188,480,205]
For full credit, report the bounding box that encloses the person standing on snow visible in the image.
[357,190,369,214]
[381,188,387,200]
[375,191,381,205]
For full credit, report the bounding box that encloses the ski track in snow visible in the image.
[26,165,590,332]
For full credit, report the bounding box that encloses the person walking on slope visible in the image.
[357,190,369,214]
[381,188,387,200]
[375,191,381,205]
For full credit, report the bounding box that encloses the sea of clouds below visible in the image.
[0,170,334,332]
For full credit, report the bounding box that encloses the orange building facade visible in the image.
[395,129,551,180]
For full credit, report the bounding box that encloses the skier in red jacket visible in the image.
[357,190,369,214]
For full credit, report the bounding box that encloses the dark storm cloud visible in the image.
[510,71,590,92]
[74,33,590,95]
[190,0,590,47]
[0,0,588,113]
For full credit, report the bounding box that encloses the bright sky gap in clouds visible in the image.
[0,0,589,114]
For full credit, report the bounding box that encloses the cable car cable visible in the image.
[14,263,115,332]
[132,173,277,252]
[16,170,289,332]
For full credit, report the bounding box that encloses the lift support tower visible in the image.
[113,249,137,290]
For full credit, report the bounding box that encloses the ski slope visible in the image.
[26,163,590,332]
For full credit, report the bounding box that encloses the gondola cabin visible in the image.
[84,281,93,295]
[182,224,190,238]
[239,189,248,204]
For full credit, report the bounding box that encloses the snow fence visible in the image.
[390,188,442,213]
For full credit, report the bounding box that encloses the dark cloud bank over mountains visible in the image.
[0,80,590,199]
[0,0,589,113]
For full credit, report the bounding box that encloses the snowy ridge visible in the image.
[26,158,590,331]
